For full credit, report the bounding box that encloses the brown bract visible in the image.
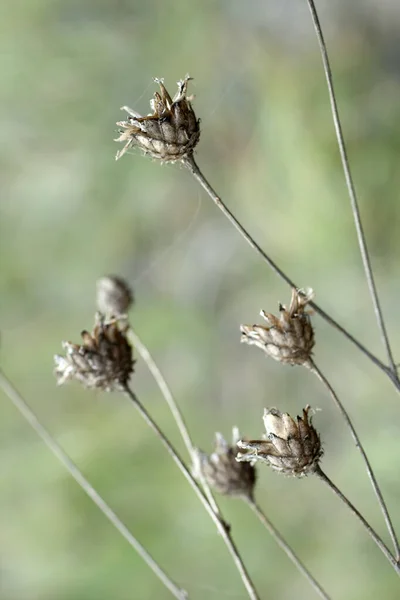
[240,288,315,366]
[193,428,256,499]
[236,406,322,477]
[115,76,200,162]
[54,314,134,391]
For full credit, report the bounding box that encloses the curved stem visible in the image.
[182,155,399,393]
[308,360,400,560]
[128,329,193,455]
[122,385,260,600]
[0,369,187,600]
[315,465,400,574]
[305,0,397,377]
[127,328,220,516]
[245,497,330,600]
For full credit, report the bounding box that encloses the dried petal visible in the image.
[193,428,256,499]
[115,76,200,162]
[237,406,322,477]
[240,288,315,366]
[54,314,134,391]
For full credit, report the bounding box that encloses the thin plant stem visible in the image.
[127,327,221,516]
[305,0,397,377]
[128,329,193,455]
[244,497,330,600]
[182,154,400,393]
[0,369,187,600]
[307,360,400,560]
[314,465,400,574]
[122,384,260,600]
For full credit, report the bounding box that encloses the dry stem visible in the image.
[0,369,187,600]
[305,0,397,379]
[182,154,399,392]
[122,384,260,600]
[127,327,221,516]
[307,360,400,560]
[314,465,400,574]
[244,497,330,599]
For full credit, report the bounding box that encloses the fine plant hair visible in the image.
[2,3,399,599]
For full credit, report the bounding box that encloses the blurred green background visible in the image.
[1,1,400,598]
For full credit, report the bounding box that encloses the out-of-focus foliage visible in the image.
[1,1,400,599]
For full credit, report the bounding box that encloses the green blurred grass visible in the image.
[1,1,400,599]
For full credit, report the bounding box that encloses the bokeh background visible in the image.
[1,1,400,598]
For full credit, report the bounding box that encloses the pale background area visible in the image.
[1,1,400,599]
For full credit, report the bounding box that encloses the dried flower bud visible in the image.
[54,314,134,391]
[193,428,256,499]
[236,406,322,477]
[240,288,315,366]
[96,275,133,317]
[115,76,200,162]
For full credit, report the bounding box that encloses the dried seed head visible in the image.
[96,275,133,318]
[236,406,322,477]
[54,314,134,391]
[115,76,200,162]
[193,427,256,499]
[240,288,315,366]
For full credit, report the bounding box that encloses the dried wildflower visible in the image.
[96,275,133,317]
[54,314,134,391]
[236,406,322,477]
[240,288,315,366]
[193,428,256,499]
[115,76,200,162]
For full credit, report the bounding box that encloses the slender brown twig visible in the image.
[244,497,330,600]
[305,0,398,378]
[122,384,260,600]
[127,327,221,516]
[307,360,400,561]
[181,154,400,393]
[0,369,188,600]
[314,465,400,574]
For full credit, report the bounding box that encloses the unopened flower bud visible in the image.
[96,275,133,317]
[54,314,134,391]
[240,288,315,366]
[236,406,322,477]
[115,76,200,162]
[193,427,256,499]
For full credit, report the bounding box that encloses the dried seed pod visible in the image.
[193,427,256,499]
[96,275,133,317]
[115,76,200,162]
[241,288,315,366]
[54,314,134,391]
[236,406,322,477]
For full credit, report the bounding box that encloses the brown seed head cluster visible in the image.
[236,406,322,477]
[115,76,200,162]
[96,275,133,318]
[240,288,315,366]
[193,428,256,499]
[54,314,134,391]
